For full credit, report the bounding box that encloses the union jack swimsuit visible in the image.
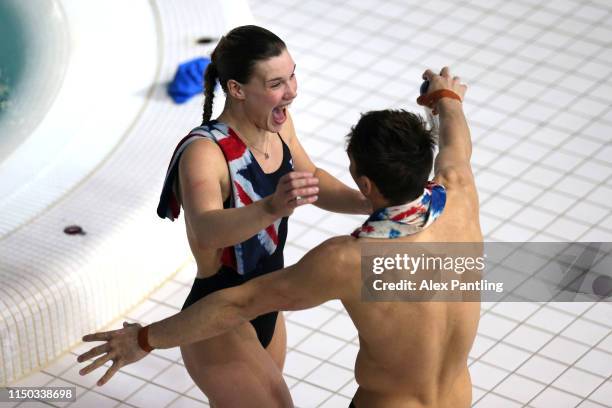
[157,121,293,276]
[157,121,293,347]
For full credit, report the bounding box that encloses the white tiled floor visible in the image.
[6,0,612,407]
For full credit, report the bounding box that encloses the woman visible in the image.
[158,25,368,406]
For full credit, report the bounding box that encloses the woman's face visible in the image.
[240,49,298,133]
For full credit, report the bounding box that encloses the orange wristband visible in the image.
[416,89,462,114]
[137,325,154,353]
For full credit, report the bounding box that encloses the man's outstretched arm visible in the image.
[149,236,352,348]
[78,236,354,385]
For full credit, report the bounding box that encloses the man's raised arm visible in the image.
[420,67,472,178]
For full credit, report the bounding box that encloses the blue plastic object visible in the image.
[420,80,430,95]
[167,57,211,104]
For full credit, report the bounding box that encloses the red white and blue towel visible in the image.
[157,121,283,276]
[352,182,446,238]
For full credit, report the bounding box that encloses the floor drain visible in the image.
[196,37,215,44]
[63,225,86,235]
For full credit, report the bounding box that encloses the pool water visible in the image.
[0,0,69,162]
[0,1,26,118]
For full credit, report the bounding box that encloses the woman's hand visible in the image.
[265,171,319,218]
[77,322,149,386]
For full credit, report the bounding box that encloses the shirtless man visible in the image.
[78,67,481,408]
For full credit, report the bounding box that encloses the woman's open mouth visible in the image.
[272,103,290,125]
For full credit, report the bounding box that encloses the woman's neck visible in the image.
[217,101,268,145]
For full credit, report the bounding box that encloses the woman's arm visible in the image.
[282,112,371,215]
[312,167,370,214]
[179,138,318,250]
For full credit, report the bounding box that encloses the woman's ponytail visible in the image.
[202,62,218,125]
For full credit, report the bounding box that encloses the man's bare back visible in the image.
[336,170,482,408]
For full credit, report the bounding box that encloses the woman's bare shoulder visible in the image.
[180,138,225,170]
[178,137,229,195]
[279,111,297,144]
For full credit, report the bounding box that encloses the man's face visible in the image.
[348,153,366,195]
[348,153,357,182]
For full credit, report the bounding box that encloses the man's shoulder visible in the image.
[306,236,361,302]
[434,165,479,213]
[434,164,475,190]
[315,235,361,270]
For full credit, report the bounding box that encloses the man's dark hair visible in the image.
[346,109,436,204]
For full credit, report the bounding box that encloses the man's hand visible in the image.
[422,66,467,100]
[77,322,149,386]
